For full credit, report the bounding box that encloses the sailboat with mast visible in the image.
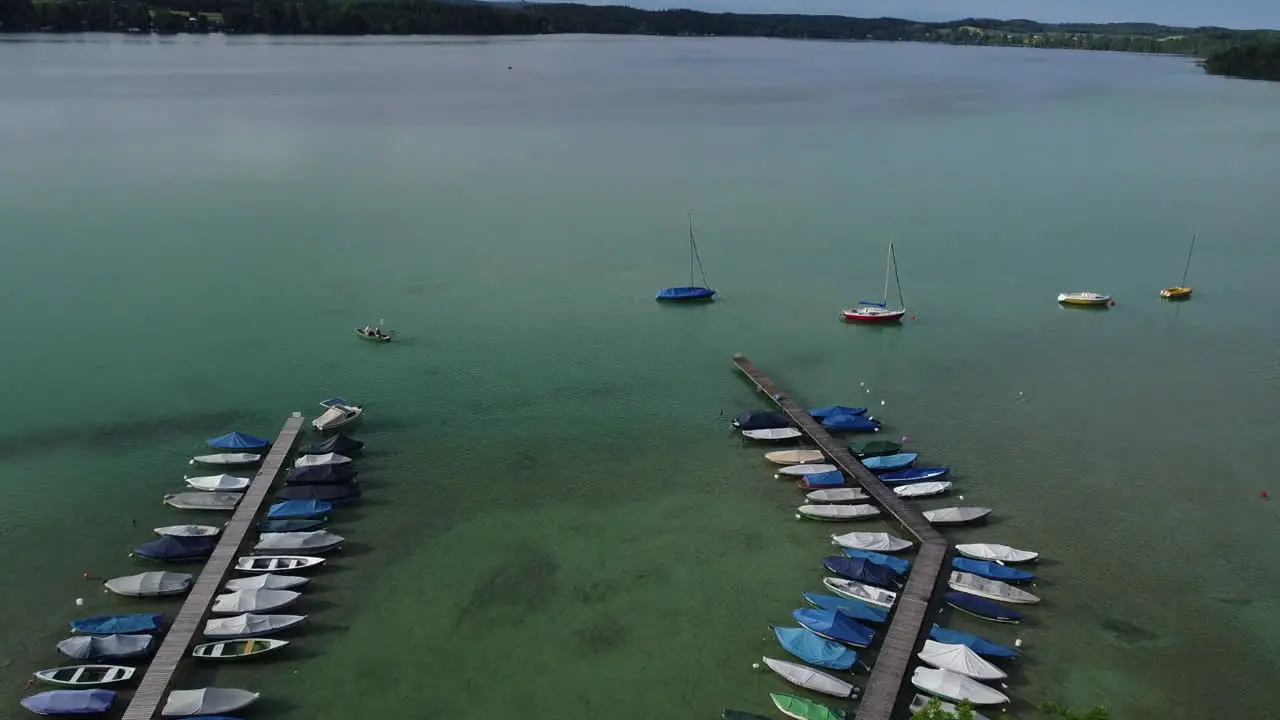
[656,213,716,302]
[1160,234,1196,300]
[843,241,906,323]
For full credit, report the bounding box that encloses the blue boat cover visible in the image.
[257,518,326,533]
[57,634,153,660]
[929,624,1018,658]
[21,690,116,715]
[945,592,1023,623]
[798,470,845,488]
[288,465,358,485]
[206,431,270,450]
[793,608,876,647]
[656,286,715,301]
[878,467,950,484]
[808,405,868,419]
[820,413,882,433]
[861,453,918,471]
[952,558,1036,582]
[801,592,889,624]
[70,613,164,635]
[733,410,791,430]
[772,626,857,671]
[133,535,217,561]
[267,499,334,519]
[822,557,898,588]
[277,484,361,503]
[842,549,911,576]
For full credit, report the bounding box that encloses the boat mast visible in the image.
[688,212,710,289]
[890,243,905,309]
[881,242,892,306]
[1180,234,1196,286]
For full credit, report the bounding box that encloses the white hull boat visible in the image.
[917,641,1007,680]
[924,506,992,525]
[192,638,289,660]
[830,531,913,552]
[294,452,351,469]
[313,398,363,432]
[955,543,1038,563]
[797,504,880,521]
[104,571,193,598]
[154,525,222,538]
[189,453,261,466]
[164,492,241,511]
[822,576,897,609]
[212,589,301,614]
[775,463,837,477]
[202,613,307,639]
[949,572,1040,604]
[761,657,854,698]
[225,574,310,591]
[742,428,803,441]
[765,449,825,465]
[254,530,344,554]
[805,488,868,504]
[162,688,260,717]
[894,481,952,498]
[235,555,325,573]
[185,474,251,492]
[912,667,1009,705]
[33,664,135,687]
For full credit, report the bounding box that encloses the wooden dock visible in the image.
[732,355,948,720]
[121,414,305,720]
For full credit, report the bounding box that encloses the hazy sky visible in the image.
[599,0,1280,29]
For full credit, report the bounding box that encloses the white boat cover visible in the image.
[822,577,897,608]
[154,525,221,537]
[294,452,351,469]
[58,635,153,660]
[798,504,880,520]
[162,688,260,717]
[762,657,853,698]
[924,507,992,524]
[190,453,261,466]
[225,574,309,591]
[104,572,193,597]
[742,428,803,441]
[185,474,251,491]
[776,463,838,477]
[830,531,913,552]
[254,531,344,552]
[806,488,868,503]
[955,543,1038,563]
[765,449,825,465]
[910,694,991,720]
[894,481,952,498]
[949,572,1041,604]
[911,667,1009,705]
[203,613,306,639]
[164,492,241,510]
[918,641,1007,680]
[212,589,300,613]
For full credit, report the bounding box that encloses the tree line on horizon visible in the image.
[1,0,1278,80]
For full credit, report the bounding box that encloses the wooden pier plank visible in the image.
[121,415,305,720]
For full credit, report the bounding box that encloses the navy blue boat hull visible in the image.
[929,624,1017,658]
[822,557,899,589]
[945,591,1023,623]
[877,467,950,485]
[952,558,1036,582]
[656,286,715,301]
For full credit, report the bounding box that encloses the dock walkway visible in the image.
[732,355,948,720]
[121,414,305,720]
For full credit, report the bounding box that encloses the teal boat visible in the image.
[770,693,847,720]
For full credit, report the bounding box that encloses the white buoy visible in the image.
[752,662,761,670]
[958,495,964,500]
[774,474,781,479]
[880,400,886,406]
[859,382,864,386]
[1014,638,1024,648]
[75,598,85,606]
[865,388,871,393]
[795,514,802,520]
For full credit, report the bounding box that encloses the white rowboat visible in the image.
[742,428,803,441]
[955,543,1038,563]
[212,589,301,614]
[189,453,261,466]
[761,657,854,698]
[822,576,897,609]
[163,492,241,511]
[911,667,1009,706]
[797,504,881,521]
[805,488,869,504]
[948,572,1040,604]
[33,665,135,687]
[154,524,222,537]
[235,555,325,573]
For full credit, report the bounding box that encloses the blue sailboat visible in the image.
[821,413,882,433]
[656,213,715,302]
[793,608,876,647]
[206,431,270,451]
[809,405,868,419]
[929,624,1017,659]
[877,467,950,484]
[952,558,1036,582]
[945,591,1023,624]
[822,557,899,588]
[801,592,889,624]
[70,614,165,635]
[21,690,116,716]
[267,499,334,519]
[797,470,845,489]
[841,549,911,576]
[861,453,918,472]
[772,626,857,671]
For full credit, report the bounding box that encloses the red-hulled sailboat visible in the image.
[842,241,906,323]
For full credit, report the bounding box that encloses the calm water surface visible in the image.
[0,34,1278,720]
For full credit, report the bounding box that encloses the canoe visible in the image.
[848,439,901,457]
[294,452,352,469]
[877,467,950,484]
[909,694,991,720]
[133,535,217,562]
[257,518,327,533]
[202,613,307,639]
[163,492,241,511]
[184,474,251,492]
[862,453,917,471]
[33,665,135,688]
[955,543,1038,563]
[733,410,791,430]
[949,572,1040,604]
[212,589,301,614]
[225,573,310,591]
[298,433,364,456]
[1057,291,1111,306]
[70,613,164,635]
[267,499,334,519]
[797,504,880,521]
[924,507,992,525]
[776,463,838,477]
[917,640,1007,680]
[57,635,153,661]
[765,449,825,465]
[207,432,270,451]
[192,637,289,660]
[952,558,1036,583]
[161,687,260,717]
[793,607,875,647]
[772,626,857,671]
[104,572,193,597]
[822,557,899,588]
[235,555,325,573]
[742,428,803,441]
[153,525,221,538]
[797,470,845,489]
[894,481,952,498]
[822,577,897,609]
[770,692,848,720]
[809,405,867,419]
[254,530,345,553]
[945,592,1022,624]
[841,549,911,575]
[189,453,261,466]
[801,592,888,624]
[287,465,358,485]
[830,531,913,553]
[929,625,1017,659]
[276,484,361,503]
[762,657,855,698]
[805,488,868,504]
[20,690,116,716]
[911,667,1008,706]
[821,413,881,433]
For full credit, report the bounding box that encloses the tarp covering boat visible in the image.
[918,640,1007,680]
[798,471,845,489]
[161,688,260,717]
[911,667,1009,706]
[287,465,358,485]
[294,452,351,469]
[821,557,899,588]
[762,657,854,698]
[894,481,952,498]
[793,608,875,647]
[298,434,364,455]
[733,411,791,430]
[820,413,881,433]
[163,492,241,511]
[841,549,911,575]
[190,453,261,466]
[809,405,867,419]
[656,286,715,301]
[952,558,1035,582]
[925,507,993,525]
[805,488,867,503]
[212,589,300,614]
[104,572,192,597]
[944,592,1023,623]
[949,572,1040,604]
[203,613,306,639]
[185,474,251,492]
[798,504,880,521]
[929,625,1017,659]
[133,536,217,562]
[862,453,918,472]
[878,467,950,484]
[57,635,153,661]
[830,531,913,552]
[765,449,825,465]
[70,614,165,635]
[257,519,326,533]
[154,525,221,537]
[20,690,116,716]
[772,627,857,671]
[225,574,309,591]
[801,592,888,624]
[206,432,270,450]
[848,439,901,457]
[266,499,333,519]
[742,428,803,441]
[276,484,361,503]
[254,530,344,553]
[955,543,1038,563]
[776,463,838,477]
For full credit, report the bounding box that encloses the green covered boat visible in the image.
[770,693,847,720]
[848,439,902,458]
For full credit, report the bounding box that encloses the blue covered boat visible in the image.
[772,626,857,671]
[801,592,889,624]
[820,413,882,433]
[797,470,845,489]
[288,465,358,485]
[877,467,950,484]
[945,592,1023,624]
[20,690,116,716]
[206,431,270,451]
[132,535,217,562]
[861,453,918,472]
[733,410,790,430]
[952,558,1036,583]
[822,557,899,588]
[792,608,876,647]
[277,484,361,503]
[929,624,1018,659]
[257,518,327,533]
[809,405,867,419]
[70,613,164,635]
[842,549,911,575]
[656,214,715,302]
[267,499,334,519]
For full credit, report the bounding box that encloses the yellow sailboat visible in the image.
[1160,234,1196,300]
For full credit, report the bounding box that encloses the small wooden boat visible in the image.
[761,657,855,698]
[894,481,952,498]
[1057,291,1111,306]
[948,572,1040,604]
[161,687,260,717]
[235,555,325,573]
[805,488,868,504]
[189,453,261,466]
[797,504,880,521]
[955,543,1038,563]
[742,428,803,441]
[185,474,251,492]
[1161,234,1196,299]
[776,463,838,477]
[770,692,848,720]
[163,492,241,511]
[225,573,310,591]
[192,638,289,660]
[765,449,825,465]
[202,613,307,639]
[33,665,135,687]
[923,506,992,525]
[822,576,897,609]
[153,524,222,537]
[843,241,906,324]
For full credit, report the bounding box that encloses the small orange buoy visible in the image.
[83,572,91,579]
[911,313,917,319]
[1110,300,1116,306]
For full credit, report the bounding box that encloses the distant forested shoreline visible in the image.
[2,0,1279,82]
